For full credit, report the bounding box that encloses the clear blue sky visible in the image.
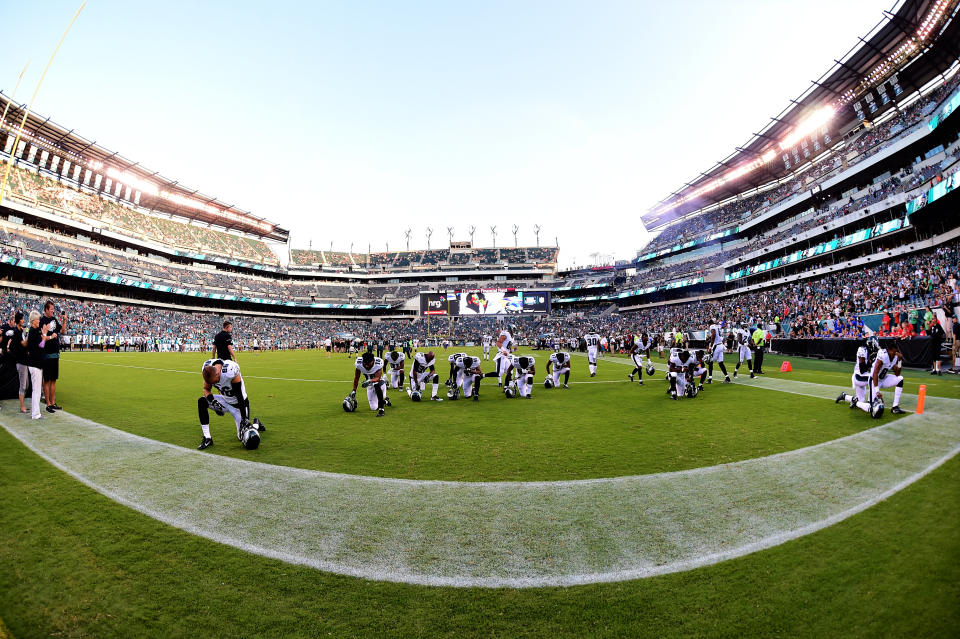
[2,0,893,267]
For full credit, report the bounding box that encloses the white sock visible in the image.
[894,386,903,406]
[201,424,211,438]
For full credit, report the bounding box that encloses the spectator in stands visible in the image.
[950,309,960,373]
[39,300,64,413]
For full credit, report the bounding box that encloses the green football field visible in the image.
[1,348,958,637]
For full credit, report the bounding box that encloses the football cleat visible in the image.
[473,394,479,402]
[384,397,392,407]
[890,406,906,414]
[524,395,532,399]
[637,380,644,386]
[562,384,570,389]
[377,408,385,417]
[733,371,738,379]
[723,377,731,384]
[197,437,213,450]
[670,392,678,400]
[628,374,634,382]
[750,372,755,379]
[835,393,845,404]
[698,384,704,391]
[590,373,596,378]
[706,378,712,385]
[431,396,443,402]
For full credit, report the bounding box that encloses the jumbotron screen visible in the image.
[419,289,551,316]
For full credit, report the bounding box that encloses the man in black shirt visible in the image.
[213,320,237,362]
[39,300,64,413]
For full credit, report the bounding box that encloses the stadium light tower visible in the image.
[490,226,497,248]
[426,227,433,249]
[404,228,412,251]
[447,226,454,246]
[511,224,519,247]
[468,225,476,245]
[533,224,541,247]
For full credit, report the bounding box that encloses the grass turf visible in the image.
[0,422,957,638]
[47,348,951,481]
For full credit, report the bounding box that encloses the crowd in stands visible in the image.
[289,246,559,269]
[2,163,279,265]
[641,72,960,257]
[2,243,955,361]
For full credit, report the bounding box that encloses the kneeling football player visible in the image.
[352,351,391,417]
[453,354,485,401]
[197,358,263,450]
[836,345,875,413]
[386,346,406,390]
[547,351,571,388]
[505,354,536,398]
[409,350,444,401]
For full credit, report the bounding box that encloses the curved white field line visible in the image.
[2,376,958,589]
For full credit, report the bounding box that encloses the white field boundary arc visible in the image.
[1,376,958,589]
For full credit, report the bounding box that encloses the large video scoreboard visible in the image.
[420,289,551,316]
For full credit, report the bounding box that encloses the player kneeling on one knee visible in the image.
[505,354,536,398]
[197,358,263,450]
[351,351,391,417]
[837,341,905,416]
[452,354,485,401]
[546,351,571,389]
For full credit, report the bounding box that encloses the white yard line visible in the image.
[2,374,958,588]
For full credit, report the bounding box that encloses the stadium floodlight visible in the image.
[447,226,454,245]
[490,225,497,248]
[404,228,412,251]
[778,106,835,152]
[468,225,476,245]
[512,224,519,247]
[534,224,541,247]
[426,227,433,250]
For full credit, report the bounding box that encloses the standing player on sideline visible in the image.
[871,341,906,414]
[505,354,536,399]
[628,331,654,385]
[584,330,601,377]
[409,350,444,401]
[197,358,263,450]
[39,300,64,412]
[493,324,516,386]
[386,346,406,390]
[481,333,493,360]
[836,343,875,413]
[546,351,571,388]
[213,320,237,362]
[733,326,754,379]
[706,321,731,384]
[351,351,392,417]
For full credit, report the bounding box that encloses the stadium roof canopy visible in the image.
[0,95,289,242]
[644,0,960,231]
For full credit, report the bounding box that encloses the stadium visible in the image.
[1,0,959,636]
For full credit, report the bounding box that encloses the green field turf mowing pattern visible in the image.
[1,348,957,636]
[44,348,951,481]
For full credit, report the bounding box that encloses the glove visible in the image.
[361,380,371,388]
[349,390,356,398]
[206,395,225,416]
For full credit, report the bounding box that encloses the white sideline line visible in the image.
[3,380,959,588]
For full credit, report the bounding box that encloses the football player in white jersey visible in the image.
[584,331,601,376]
[409,350,444,401]
[871,342,906,413]
[446,351,468,388]
[667,349,707,399]
[732,327,754,379]
[481,334,493,360]
[836,344,875,413]
[493,325,516,386]
[628,332,654,385]
[706,321,731,384]
[197,358,263,450]
[451,354,485,401]
[385,346,406,390]
[505,354,536,398]
[546,351,571,388]
[351,351,392,417]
